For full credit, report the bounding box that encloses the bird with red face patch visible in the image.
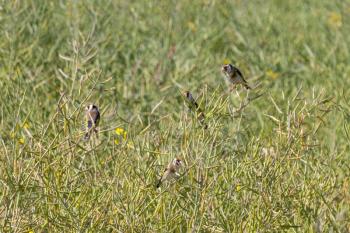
[156,158,183,188]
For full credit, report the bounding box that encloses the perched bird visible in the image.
[183,91,199,109]
[221,64,251,90]
[183,91,199,110]
[183,91,208,129]
[156,158,182,188]
[84,104,100,140]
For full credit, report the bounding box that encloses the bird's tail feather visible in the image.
[244,83,251,90]
[156,179,162,188]
[84,132,91,141]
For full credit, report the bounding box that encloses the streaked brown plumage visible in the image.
[156,158,182,188]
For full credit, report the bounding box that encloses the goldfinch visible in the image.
[183,91,199,110]
[156,158,182,188]
[84,104,100,140]
[183,91,208,129]
[221,64,251,90]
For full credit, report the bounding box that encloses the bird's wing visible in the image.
[95,111,100,125]
[161,169,170,182]
[235,68,248,83]
[87,120,93,129]
[88,110,100,125]
[235,68,244,78]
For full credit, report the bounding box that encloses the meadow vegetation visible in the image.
[0,0,349,232]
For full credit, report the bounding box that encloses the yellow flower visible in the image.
[236,184,241,192]
[10,131,16,139]
[115,128,127,144]
[223,59,230,65]
[28,230,34,233]
[23,122,30,129]
[115,127,127,139]
[18,137,25,144]
[266,69,279,80]
[187,21,196,32]
[328,12,342,28]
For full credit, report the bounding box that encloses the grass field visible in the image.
[1,0,350,232]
